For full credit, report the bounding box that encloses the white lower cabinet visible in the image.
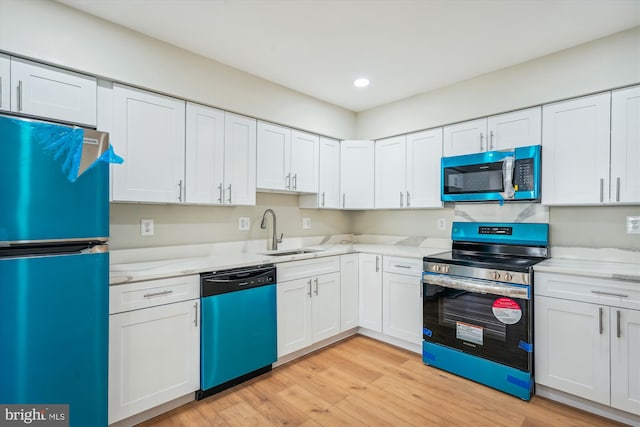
[382,257,423,345]
[340,254,359,331]
[535,272,640,417]
[108,276,200,424]
[358,253,383,332]
[277,257,341,358]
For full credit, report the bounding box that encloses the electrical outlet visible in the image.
[303,218,312,230]
[238,217,250,231]
[437,218,447,230]
[140,218,154,236]
[627,216,640,234]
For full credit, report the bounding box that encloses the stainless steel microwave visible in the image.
[441,145,541,202]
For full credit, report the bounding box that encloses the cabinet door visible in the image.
[358,253,382,332]
[406,128,443,208]
[185,103,225,204]
[383,272,422,345]
[442,118,487,156]
[487,107,541,151]
[277,278,313,357]
[290,130,319,193]
[10,57,97,126]
[542,92,611,205]
[340,254,359,331]
[318,137,340,208]
[375,135,407,209]
[111,84,186,203]
[225,113,257,205]
[257,122,290,191]
[108,300,200,424]
[610,308,640,415]
[534,296,610,405]
[340,140,375,209]
[0,54,9,112]
[611,86,640,204]
[311,272,341,342]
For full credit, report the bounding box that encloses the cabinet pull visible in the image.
[406,192,411,207]
[591,290,629,298]
[616,177,621,202]
[375,256,379,272]
[599,178,604,203]
[489,131,494,150]
[419,279,423,298]
[314,277,319,296]
[143,290,173,298]
[598,307,604,335]
[217,183,223,203]
[227,184,232,204]
[17,80,23,111]
[193,302,198,327]
[616,310,621,338]
[178,180,183,202]
[479,132,484,151]
[286,173,291,190]
[400,191,404,207]
[292,174,297,190]
[321,192,325,207]
[394,264,412,269]
[307,279,312,297]
[342,193,346,208]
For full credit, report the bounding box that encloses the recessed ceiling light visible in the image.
[353,78,370,88]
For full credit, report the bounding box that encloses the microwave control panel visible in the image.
[513,158,534,191]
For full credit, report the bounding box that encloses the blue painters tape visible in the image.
[423,328,432,337]
[518,340,533,353]
[424,351,436,362]
[506,375,532,390]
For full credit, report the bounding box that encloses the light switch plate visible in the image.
[239,217,250,231]
[627,216,640,234]
[140,218,154,236]
[437,218,447,230]
[303,218,312,230]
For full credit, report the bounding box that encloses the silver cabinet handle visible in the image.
[342,193,346,208]
[616,310,621,338]
[394,264,412,269]
[616,177,621,202]
[144,290,173,298]
[292,174,297,190]
[286,173,291,190]
[17,80,23,111]
[227,184,232,204]
[193,302,198,327]
[375,256,379,272]
[217,183,223,203]
[178,180,183,202]
[600,178,604,203]
[419,278,423,298]
[400,191,404,207]
[489,131,494,150]
[599,307,604,335]
[479,132,484,151]
[591,290,629,298]
[307,279,312,297]
[321,192,325,207]
[314,277,319,296]
[406,192,410,207]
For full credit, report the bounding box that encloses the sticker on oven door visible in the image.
[492,297,522,324]
[456,322,483,346]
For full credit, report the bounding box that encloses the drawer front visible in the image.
[110,275,200,314]
[535,272,640,310]
[383,256,422,276]
[277,256,340,282]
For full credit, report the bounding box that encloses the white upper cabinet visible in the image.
[542,92,612,205]
[443,107,541,157]
[375,129,443,209]
[299,136,340,209]
[108,84,186,203]
[10,57,97,127]
[611,86,640,204]
[224,112,257,205]
[340,140,375,209]
[0,54,9,112]
[257,122,318,193]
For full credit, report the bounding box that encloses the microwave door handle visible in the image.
[502,157,515,199]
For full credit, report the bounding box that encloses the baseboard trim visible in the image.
[108,393,194,427]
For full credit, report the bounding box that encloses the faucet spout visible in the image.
[260,209,283,250]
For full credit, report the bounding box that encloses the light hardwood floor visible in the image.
[139,335,625,427]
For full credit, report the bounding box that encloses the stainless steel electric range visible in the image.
[422,222,549,400]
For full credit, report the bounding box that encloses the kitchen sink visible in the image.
[259,248,325,256]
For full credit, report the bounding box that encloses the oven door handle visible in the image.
[423,273,530,300]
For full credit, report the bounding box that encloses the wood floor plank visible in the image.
[237,381,311,426]
[217,401,275,426]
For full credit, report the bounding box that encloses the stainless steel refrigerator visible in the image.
[0,115,112,426]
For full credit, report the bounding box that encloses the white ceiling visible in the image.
[57,0,640,112]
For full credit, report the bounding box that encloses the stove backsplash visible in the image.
[454,202,549,224]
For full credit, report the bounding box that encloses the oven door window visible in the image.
[443,161,504,195]
[423,283,531,371]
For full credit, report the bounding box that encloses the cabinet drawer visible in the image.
[535,272,640,310]
[110,275,199,314]
[383,256,422,276]
[277,256,340,282]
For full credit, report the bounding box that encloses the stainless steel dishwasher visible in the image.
[196,264,277,400]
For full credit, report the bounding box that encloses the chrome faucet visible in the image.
[260,208,283,250]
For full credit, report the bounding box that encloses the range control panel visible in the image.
[478,226,513,235]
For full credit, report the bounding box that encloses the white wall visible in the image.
[0,0,355,139]
[356,27,640,140]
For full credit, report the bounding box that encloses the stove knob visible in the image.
[491,271,501,280]
[433,265,441,272]
[444,265,450,273]
[504,273,513,281]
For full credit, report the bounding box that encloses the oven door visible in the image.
[423,273,532,372]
